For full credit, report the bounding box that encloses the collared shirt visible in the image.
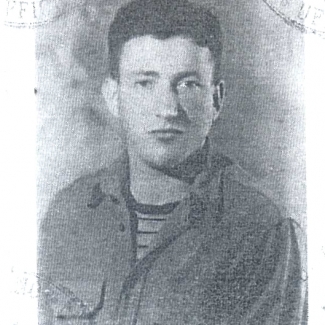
[38,146,306,325]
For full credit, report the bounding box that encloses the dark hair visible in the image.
[108,0,223,83]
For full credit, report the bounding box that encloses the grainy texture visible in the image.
[36,0,305,224]
[37,0,307,324]
[39,150,305,324]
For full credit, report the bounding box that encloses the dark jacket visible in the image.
[38,150,304,325]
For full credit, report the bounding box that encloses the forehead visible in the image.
[119,35,214,77]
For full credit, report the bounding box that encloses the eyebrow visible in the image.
[174,71,201,80]
[130,70,201,79]
[131,70,160,77]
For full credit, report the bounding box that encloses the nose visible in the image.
[155,84,181,119]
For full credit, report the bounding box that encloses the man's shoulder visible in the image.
[47,168,108,214]
[219,159,284,227]
[207,156,298,257]
[49,156,126,209]
[39,162,124,271]
[42,156,127,236]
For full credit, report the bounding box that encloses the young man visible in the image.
[38,0,305,324]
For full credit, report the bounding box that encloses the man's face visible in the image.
[115,35,220,168]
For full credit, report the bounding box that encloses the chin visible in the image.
[142,145,186,169]
[128,134,197,169]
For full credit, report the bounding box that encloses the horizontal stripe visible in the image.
[129,200,180,215]
[137,244,149,249]
[137,216,167,221]
[136,230,159,234]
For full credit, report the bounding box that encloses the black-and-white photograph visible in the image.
[4,0,311,323]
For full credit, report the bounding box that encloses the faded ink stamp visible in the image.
[263,0,325,37]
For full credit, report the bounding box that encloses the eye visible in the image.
[135,79,154,88]
[177,80,202,89]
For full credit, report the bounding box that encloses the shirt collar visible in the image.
[99,138,232,208]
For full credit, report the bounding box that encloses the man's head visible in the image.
[108,0,223,83]
[102,0,225,169]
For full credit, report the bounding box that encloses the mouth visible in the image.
[150,128,184,135]
[149,128,184,141]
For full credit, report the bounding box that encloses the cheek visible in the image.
[181,92,214,125]
[120,88,153,116]
[119,98,153,138]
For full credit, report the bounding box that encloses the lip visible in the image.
[150,128,184,135]
[149,128,184,141]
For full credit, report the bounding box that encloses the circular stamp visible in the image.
[3,0,84,28]
[262,0,325,38]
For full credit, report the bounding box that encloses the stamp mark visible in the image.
[262,0,325,37]
[5,0,56,28]
[3,0,83,28]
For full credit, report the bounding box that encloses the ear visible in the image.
[101,77,119,118]
[212,80,225,121]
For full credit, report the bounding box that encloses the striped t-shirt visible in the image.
[127,195,180,260]
[136,212,167,260]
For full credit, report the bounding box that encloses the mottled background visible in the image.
[36,0,305,227]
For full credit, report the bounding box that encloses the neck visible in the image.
[129,156,190,205]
